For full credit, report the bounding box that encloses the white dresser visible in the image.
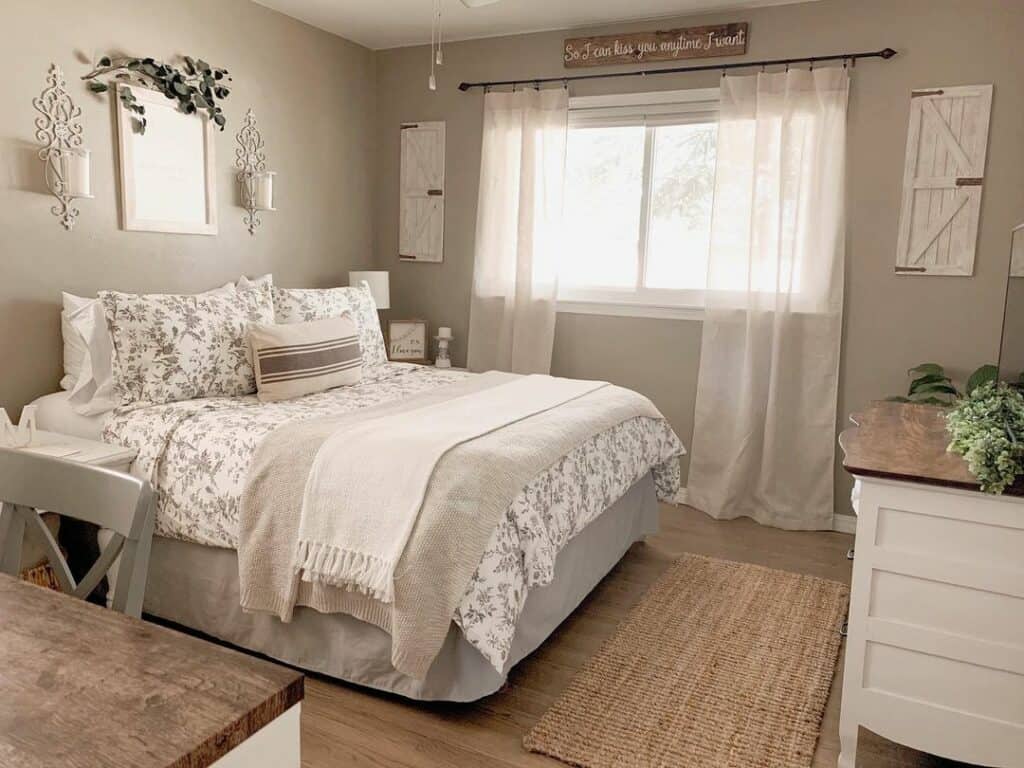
[838,402,1024,768]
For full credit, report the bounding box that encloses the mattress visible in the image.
[145,473,660,701]
[104,363,684,673]
[30,391,109,441]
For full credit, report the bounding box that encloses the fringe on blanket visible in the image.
[294,540,397,603]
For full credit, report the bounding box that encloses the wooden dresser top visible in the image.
[837,400,1004,493]
[0,574,303,768]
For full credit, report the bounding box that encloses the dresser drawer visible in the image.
[870,569,1024,646]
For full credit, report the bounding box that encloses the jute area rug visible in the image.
[524,554,849,768]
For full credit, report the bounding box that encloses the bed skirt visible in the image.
[143,472,660,702]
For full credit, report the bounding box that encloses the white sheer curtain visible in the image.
[687,68,849,530]
[467,88,568,374]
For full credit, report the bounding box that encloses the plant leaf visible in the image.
[908,373,952,394]
[908,363,945,377]
[911,383,958,396]
[966,364,998,395]
[87,81,108,93]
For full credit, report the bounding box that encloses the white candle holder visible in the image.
[33,64,92,231]
[434,328,453,368]
[235,109,276,235]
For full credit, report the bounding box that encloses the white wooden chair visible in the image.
[0,446,154,618]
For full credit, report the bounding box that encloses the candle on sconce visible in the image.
[253,171,276,211]
[47,148,92,199]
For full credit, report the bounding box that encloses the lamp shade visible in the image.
[349,270,390,310]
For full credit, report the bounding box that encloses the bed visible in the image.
[34,363,683,701]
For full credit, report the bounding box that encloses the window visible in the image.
[558,88,719,319]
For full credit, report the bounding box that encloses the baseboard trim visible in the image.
[832,514,857,534]
[671,487,857,534]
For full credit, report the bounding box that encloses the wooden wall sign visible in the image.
[563,23,748,68]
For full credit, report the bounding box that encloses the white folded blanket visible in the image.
[295,373,606,602]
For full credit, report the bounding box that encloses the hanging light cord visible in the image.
[428,0,441,90]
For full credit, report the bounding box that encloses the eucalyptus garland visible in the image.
[946,381,1024,494]
[82,55,231,134]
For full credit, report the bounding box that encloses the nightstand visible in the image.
[12,432,137,598]
[18,430,137,473]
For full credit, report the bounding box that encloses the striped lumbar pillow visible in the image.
[249,315,362,402]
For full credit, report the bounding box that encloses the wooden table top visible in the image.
[838,400,1000,492]
[0,574,303,768]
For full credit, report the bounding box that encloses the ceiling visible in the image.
[253,0,817,50]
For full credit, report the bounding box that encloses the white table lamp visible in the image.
[349,270,390,310]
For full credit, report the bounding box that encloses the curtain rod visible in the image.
[457,47,897,91]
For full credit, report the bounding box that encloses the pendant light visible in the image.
[428,0,441,91]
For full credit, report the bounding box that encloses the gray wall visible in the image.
[0,0,377,416]
[374,0,1024,515]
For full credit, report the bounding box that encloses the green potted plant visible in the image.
[888,362,997,405]
[890,362,1024,493]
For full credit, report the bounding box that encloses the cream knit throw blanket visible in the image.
[239,371,668,678]
[297,373,604,602]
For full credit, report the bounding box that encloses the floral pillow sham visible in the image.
[270,285,388,369]
[101,282,275,408]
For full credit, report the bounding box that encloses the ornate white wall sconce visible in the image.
[33,64,92,231]
[235,108,276,235]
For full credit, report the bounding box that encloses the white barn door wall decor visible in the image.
[399,121,445,262]
[895,84,992,275]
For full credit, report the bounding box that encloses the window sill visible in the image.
[556,299,704,321]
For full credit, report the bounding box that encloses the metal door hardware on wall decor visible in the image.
[33,64,92,231]
[235,109,276,235]
[894,84,993,276]
[399,121,445,262]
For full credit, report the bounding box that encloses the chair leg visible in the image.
[0,503,25,576]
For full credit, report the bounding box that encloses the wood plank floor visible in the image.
[300,504,973,767]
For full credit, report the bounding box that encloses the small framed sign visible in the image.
[388,319,430,363]
[563,23,748,68]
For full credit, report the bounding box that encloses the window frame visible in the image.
[557,87,720,321]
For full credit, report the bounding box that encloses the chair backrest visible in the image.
[0,447,154,617]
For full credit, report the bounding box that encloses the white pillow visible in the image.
[67,299,117,416]
[60,293,92,390]
[238,273,274,290]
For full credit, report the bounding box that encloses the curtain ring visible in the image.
[785,62,790,72]
[842,57,848,69]
[721,67,727,79]
[809,60,814,71]
[512,82,517,92]
[534,80,540,91]
[760,63,766,73]
[562,78,568,90]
